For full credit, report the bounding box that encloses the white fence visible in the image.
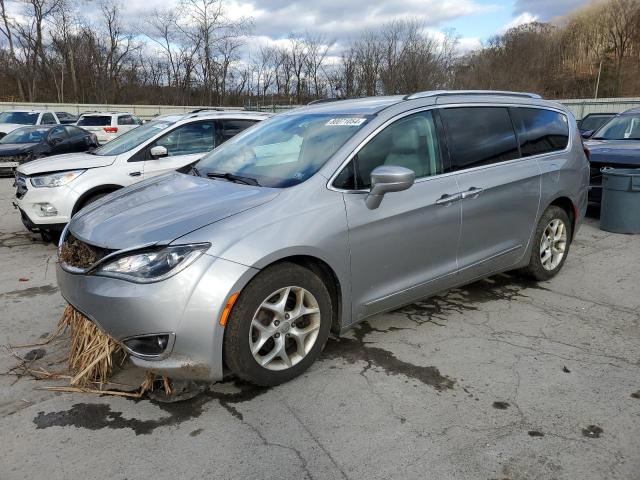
[3,97,640,120]
[559,97,640,119]
[0,102,246,120]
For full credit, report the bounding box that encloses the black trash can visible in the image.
[600,168,640,234]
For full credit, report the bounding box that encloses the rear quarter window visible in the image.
[440,107,520,171]
[511,108,569,157]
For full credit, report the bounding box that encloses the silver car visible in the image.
[56,91,589,386]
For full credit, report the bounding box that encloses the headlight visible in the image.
[94,243,210,283]
[30,169,85,188]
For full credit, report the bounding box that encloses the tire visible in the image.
[223,262,333,386]
[76,192,109,214]
[521,205,572,281]
[40,229,61,244]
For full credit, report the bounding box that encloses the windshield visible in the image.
[78,115,111,126]
[92,120,175,156]
[0,112,39,125]
[196,113,372,187]
[593,115,640,140]
[0,127,48,144]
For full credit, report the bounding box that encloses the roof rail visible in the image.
[307,96,371,105]
[307,98,344,105]
[404,90,542,100]
[189,108,227,113]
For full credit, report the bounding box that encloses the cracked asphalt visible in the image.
[0,177,639,480]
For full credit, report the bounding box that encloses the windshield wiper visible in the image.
[191,166,202,177]
[207,172,260,186]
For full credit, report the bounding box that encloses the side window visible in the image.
[440,107,519,171]
[65,126,82,137]
[218,119,257,144]
[151,121,215,157]
[118,115,134,126]
[334,111,441,190]
[48,126,68,142]
[41,113,56,125]
[511,108,569,157]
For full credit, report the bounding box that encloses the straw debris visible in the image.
[8,304,172,398]
[58,235,100,268]
[59,305,124,387]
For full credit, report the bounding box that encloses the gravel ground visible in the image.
[0,177,638,480]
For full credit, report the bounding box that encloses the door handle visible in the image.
[435,193,462,206]
[129,171,142,177]
[460,187,484,199]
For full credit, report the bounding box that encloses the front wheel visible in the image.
[223,262,333,386]
[521,205,572,281]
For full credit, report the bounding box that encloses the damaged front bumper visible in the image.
[56,253,258,382]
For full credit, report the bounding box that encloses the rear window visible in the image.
[512,108,569,157]
[78,115,112,127]
[440,107,519,171]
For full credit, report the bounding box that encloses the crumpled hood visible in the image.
[17,152,116,175]
[69,172,280,250]
[0,143,37,157]
[585,139,640,166]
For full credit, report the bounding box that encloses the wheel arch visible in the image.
[256,255,344,334]
[71,184,123,216]
[548,196,577,241]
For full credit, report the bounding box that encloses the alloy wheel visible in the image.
[540,218,567,271]
[249,286,321,371]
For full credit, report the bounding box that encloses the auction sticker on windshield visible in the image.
[326,118,367,126]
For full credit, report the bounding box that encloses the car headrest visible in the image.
[392,124,421,152]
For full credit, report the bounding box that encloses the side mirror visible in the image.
[150,145,168,159]
[49,136,63,145]
[365,165,415,210]
[581,130,594,139]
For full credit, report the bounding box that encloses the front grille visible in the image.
[15,173,27,199]
[59,234,113,270]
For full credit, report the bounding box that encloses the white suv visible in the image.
[0,110,60,139]
[14,110,269,239]
[76,112,143,144]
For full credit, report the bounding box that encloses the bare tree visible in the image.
[0,0,26,99]
[605,0,640,93]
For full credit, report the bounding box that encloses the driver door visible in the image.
[141,121,216,178]
[337,110,462,321]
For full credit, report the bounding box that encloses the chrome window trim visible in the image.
[327,102,572,193]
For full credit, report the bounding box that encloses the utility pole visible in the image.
[594,59,603,100]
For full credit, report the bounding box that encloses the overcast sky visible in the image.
[114,0,585,52]
[4,0,587,54]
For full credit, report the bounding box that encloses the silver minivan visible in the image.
[56,91,589,386]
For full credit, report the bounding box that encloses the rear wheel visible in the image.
[223,262,332,386]
[521,205,572,281]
